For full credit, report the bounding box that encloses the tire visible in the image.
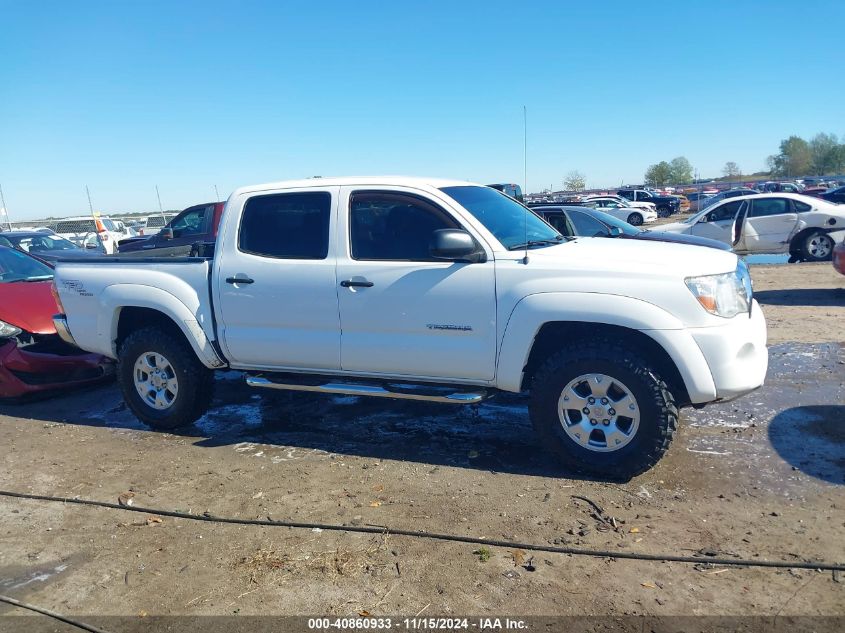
[656,206,671,218]
[118,327,214,430]
[797,231,834,262]
[528,340,678,479]
[627,212,644,226]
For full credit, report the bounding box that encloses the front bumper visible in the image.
[0,338,115,399]
[687,299,768,401]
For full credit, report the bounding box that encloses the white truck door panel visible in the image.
[214,187,341,369]
[336,187,497,381]
[737,198,797,254]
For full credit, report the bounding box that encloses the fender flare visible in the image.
[99,285,225,368]
[495,292,717,403]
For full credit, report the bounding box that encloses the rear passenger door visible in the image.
[736,197,798,254]
[335,187,496,381]
[214,187,341,370]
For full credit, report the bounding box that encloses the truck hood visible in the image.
[520,235,738,278]
[0,280,59,334]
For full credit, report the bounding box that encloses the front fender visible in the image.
[495,292,717,402]
[99,285,225,368]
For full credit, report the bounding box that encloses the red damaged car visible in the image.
[0,246,113,399]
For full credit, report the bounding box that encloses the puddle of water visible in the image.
[743,253,790,265]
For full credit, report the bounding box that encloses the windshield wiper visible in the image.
[507,236,568,251]
[7,275,54,283]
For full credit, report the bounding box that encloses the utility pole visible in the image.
[0,183,11,230]
[155,185,166,222]
[85,185,95,215]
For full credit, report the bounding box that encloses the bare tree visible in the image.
[563,170,586,191]
[722,161,741,179]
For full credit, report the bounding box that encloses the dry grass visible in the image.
[235,534,390,585]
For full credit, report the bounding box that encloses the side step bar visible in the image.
[245,376,489,404]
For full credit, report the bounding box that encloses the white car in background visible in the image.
[584,194,656,212]
[659,193,845,261]
[582,197,658,226]
[139,213,176,236]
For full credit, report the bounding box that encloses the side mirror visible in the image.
[85,242,99,250]
[608,227,623,237]
[429,229,484,263]
[159,228,174,241]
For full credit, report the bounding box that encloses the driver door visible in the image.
[335,187,497,381]
[690,200,745,246]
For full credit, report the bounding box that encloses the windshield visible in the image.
[0,247,54,282]
[6,234,80,252]
[440,186,561,249]
[585,209,642,235]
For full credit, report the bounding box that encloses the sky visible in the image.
[2,0,844,220]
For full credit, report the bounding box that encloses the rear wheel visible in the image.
[798,231,834,262]
[627,212,644,226]
[118,327,214,430]
[656,206,671,218]
[528,340,678,479]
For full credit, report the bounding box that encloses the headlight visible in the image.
[685,261,752,318]
[0,320,23,338]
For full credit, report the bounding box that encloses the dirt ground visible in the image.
[0,262,843,628]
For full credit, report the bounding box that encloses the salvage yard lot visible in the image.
[0,263,843,622]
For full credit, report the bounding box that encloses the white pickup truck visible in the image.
[52,177,768,478]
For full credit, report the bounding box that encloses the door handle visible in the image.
[226,276,254,285]
[340,279,374,288]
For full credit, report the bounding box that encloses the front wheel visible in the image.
[797,231,834,262]
[656,206,671,218]
[118,327,214,430]
[627,212,644,226]
[529,341,678,479]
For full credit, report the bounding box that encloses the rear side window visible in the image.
[350,191,458,261]
[750,198,790,218]
[239,192,331,259]
[793,200,812,212]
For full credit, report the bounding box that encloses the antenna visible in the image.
[155,185,166,222]
[213,184,220,202]
[85,185,95,215]
[0,183,11,230]
[523,105,529,265]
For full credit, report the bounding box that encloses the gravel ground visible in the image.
[0,262,842,627]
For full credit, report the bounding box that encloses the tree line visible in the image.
[559,131,845,191]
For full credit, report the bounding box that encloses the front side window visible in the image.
[750,198,789,218]
[350,192,458,261]
[706,200,743,222]
[170,206,209,237]
[567,210,609,237]
[239,191,331,259]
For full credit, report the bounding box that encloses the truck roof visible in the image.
[231,176,480,197]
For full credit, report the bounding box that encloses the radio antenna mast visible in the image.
[213,184,221,203]
[523,105,529,265]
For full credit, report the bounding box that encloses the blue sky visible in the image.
[2,0,844,219]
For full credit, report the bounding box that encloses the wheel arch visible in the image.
[101,286,225,369]
[496,292,717,405]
